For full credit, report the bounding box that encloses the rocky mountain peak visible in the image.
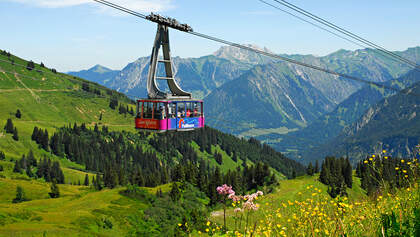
[212,44,274,64]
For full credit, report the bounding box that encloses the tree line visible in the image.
[356,155,419,195]
[319,156,352,198]
[30,123,288,205]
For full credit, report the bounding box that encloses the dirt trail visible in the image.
[13,73,41,102]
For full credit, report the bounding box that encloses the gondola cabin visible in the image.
[135,99,204,132]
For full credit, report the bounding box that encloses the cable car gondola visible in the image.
[135,16,204,132]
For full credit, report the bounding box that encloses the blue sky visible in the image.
[1,0,420,71]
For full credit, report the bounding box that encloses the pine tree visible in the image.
[41,129,49,151]
[84,174,89,186]
[27,150,37,167]
[15,109,21,119]
[4,119,14,133]
[12,127,19,141]
[314,160,319,173]
[12,186,27,203]
[343,158,353,188]
[49,180,60,198]
[26,61,35,71]
[26,165,34,178]
[31,127,39,141]
[169,182,181,201]
[13,160,22,173]
[307,162,314,176]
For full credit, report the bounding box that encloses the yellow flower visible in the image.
[205,228,209,232]
[384,156,388,159]
[395,167,399,170]
[178,223,182,226]
[401,159,405,163]
[198,231,201,234]
[364,160,368,164]
[277,224,281,228]
[206,221,210,226]
[325,229,329,235]
[405,175,408,178]
[369,158,373,161]
[372,155,376,157]
[403,170,407,173]
[383,150,386,153]
[315,228,320,233]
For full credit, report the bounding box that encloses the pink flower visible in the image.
[228,194,243,202]
[216,184,235,196]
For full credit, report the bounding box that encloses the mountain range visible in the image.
[308,76,420,163]
[68,45,420,163]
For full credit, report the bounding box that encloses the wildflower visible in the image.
[369,158,373,161]
[205,228,209,232]
[384,156,388,159]
[403,170,407,173]
[401,159,405,163]
[364,160,368,164]
[372,154,376,157]
[395,167,399,170]
[383,150,386,153]
[217,184,235,196]
[207,221,210,226]
[178,223,182,226]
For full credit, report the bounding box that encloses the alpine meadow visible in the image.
[1,0,420,236]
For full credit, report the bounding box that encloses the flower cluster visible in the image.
[217,184,235,196]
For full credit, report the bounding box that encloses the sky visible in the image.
[1,0,420,72]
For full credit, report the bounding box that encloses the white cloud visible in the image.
[7,0,174,13]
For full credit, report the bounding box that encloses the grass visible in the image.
[209,174,366,229]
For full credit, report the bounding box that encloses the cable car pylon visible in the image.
[147,22,191,99]
[135,14,204,132]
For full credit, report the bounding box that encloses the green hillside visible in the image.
[310,78,420,162]
[0,51,307,236]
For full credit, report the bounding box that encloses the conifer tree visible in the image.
[307,162,314,176]
[49,180,60,198]
[27,150,37,167]
[84,174,89,186]
[314,160,319,173]
[169,182,181,201]
[26,61,35,70]
[12,127,19,141]
[343,158,353,188]
[15,109,21,119]
[13,160,22,173]
[13,186,27,203]
[31,127,39,141]
[26,165,34,178]
[4,119,14,133]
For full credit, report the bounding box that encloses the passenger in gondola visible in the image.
[193,105,198,117]
[186,109,191,117]
[160,105,166,119]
